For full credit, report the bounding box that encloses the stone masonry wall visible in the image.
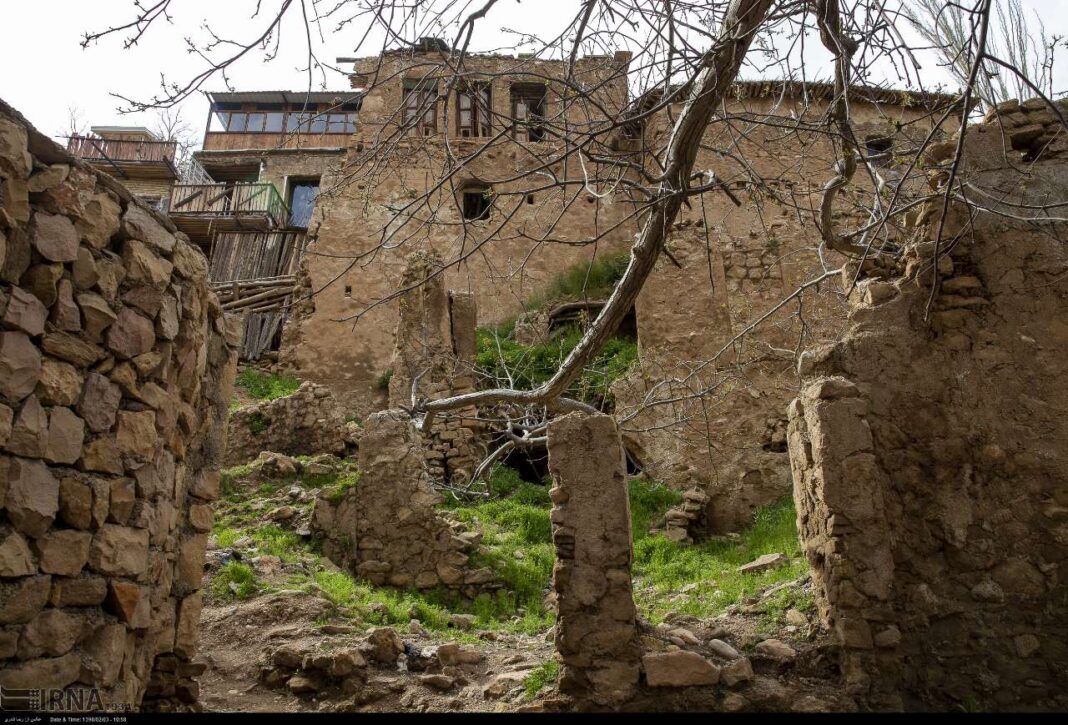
[387,251,483,484]
[547,412,640,706]
[309,410,491,594]
[225,381,353,466]
[787,110,1068,710]
[0,98,237,710]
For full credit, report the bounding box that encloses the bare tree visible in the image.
[151,107,199,172]
[80,0,1066,493]
[904,0,1066,109]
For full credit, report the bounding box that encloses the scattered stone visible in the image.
[737,553,788,574]
[269,506,298,522]
[708,639,741,660]
[720,657,754,686]
[752,638,796,662]
[419,674,456,691]
[643,650,720,687]
[483,672,526,699]
[448,613,476,630]
[784,608,808,627]
[365,627,404,664]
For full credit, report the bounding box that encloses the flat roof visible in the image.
[90,126,157,137]
[208,90,363,106]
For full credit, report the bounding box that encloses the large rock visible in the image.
[115,410,158,464]
[0,528,36,577]
[642,650,721,687]
[45,406,85,465]
[174,592,203,658]
[42,331,104,367]
[78,372,121,433]
[75,193,121,250]
[6,394,48,457]
[76,291,117,341]
[34,528,92,576]
[107,307,155,359]
[0,574,51,625]
[31,212,79,262]
[2,285,47,335]
[36,357,84,406]
[88,524,149,576]
[0,652,81,690]
[80,622,126,686]
[106,580,151,628]
[122,239,173,290]
[5,457,59,537]
[122,205,175,254]
[17,608,82,658]
[51,278,81,332]
[0,330,41,402]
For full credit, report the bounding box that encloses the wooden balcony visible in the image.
[168,182,289,245]
[66,135,179,180]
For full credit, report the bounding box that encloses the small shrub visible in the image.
[376,369,393,391]
[211,562,259,600]
[247,412,271,436]
[235,369,301,401]
[522,660,559,698]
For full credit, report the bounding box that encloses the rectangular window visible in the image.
[264,112,285,132]
[245,112,266,133]
[457,82,491,138]
[511,84,547,142]
[226,112,248,132]
[288,179,320,229]
[403,78,438,136]
[461,187,492,221]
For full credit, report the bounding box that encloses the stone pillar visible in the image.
[386,252,483,484]
[547,412,640,705]
[309,410,490,593]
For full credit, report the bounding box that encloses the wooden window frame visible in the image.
[403,79,438,136]
[510,84,548,143]
[456,82,492,138]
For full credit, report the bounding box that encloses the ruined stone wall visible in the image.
[614,92,942,533]
[0,98,237,710]
[225,381,354,466]
[386,251,483,484]
[787,114,1068,710]
[547,412,640,706]
[309,410,490,594]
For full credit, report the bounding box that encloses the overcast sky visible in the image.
[2,0,1066,144]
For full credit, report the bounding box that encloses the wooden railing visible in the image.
[169,182,288,227]
[67,135,177,164]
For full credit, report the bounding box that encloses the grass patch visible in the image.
[211,561,260,600]
[323,471,361,504]
[235,369,301,402]
[522,660,559,699]
[524,253,629,311]
[632,496,807,623]
[246,412,271,436]
[475,324,637,409]
[376,368,393,391]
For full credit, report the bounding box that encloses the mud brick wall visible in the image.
[387,251,483,484]
[225,381,352,465]
[0,98,237,710]
[310,410,491,594]
[547,412,640,706]
[787,108,1068,711]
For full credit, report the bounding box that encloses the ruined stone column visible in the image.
[547,412,640,706]
[386,251,483,484]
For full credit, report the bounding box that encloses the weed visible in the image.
[522,660,559,698]
[247,412,271,436]
[211,562,259,600]
[376,368,393,391]
[235,369,301,401]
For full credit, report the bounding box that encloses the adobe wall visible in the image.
[613,91,943,533]
[277,50,637,413]
[787,109,1068,710]
[0,98,237,710]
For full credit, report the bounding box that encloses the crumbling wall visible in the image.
[0,98,237,710]
[225,381,354,466]
[547,412,640,705]
[309,410,492,594]
[787,113,1068,710]
[387,251,483,484]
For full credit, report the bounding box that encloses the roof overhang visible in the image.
[207,90,363,106]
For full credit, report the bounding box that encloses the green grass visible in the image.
[323,471,361,504]
[211,561,260,600]
[376,368,393,391]
[523,253,629,312]
[475,324,637,409]
[632,496,809,623]
[247,412,271,436]
[235,369,302,402]
[522,660,559,699]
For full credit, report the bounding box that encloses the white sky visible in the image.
[2,0,1066,144]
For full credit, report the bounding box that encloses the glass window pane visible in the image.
[227,113,247,132]
[288,182,320,228]
[210,111,229,132]
[346,114,358,132]
[309,115,327,133]
[264,112,284,132]
[246,113,265,132]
